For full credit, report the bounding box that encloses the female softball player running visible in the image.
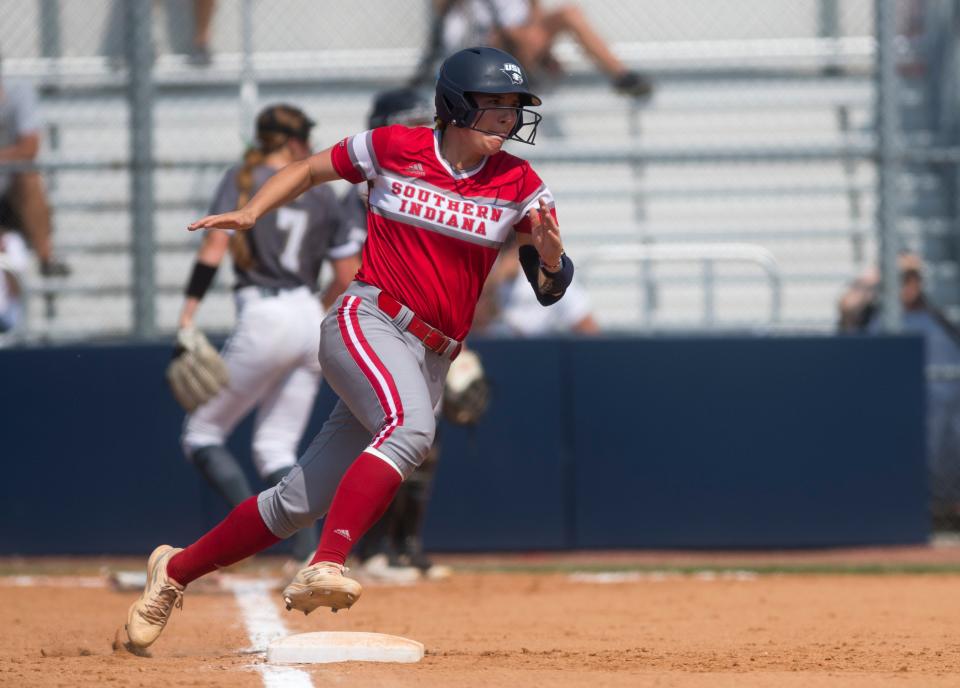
[125,47,575,650]
[174,104,361,563]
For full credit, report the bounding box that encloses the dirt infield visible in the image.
[2,549,960,687]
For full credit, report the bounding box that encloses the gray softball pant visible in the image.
[257,281,455,539]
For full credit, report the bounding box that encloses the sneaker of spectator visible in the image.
[612,70,654,98]
[39,257,70,277]
[187,44,212,68]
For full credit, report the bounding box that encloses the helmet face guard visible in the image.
[435,47,543,145]
[459,103,543,145]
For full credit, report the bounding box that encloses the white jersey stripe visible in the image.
[378,171,530,211]
[369,205,502,249]
[518,183,554,216]
[345,135,362,177]
[364,130,382,176]
[349,131,377,181]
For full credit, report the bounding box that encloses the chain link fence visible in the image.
[1,1,960,521]
[0,0,948,342]
[0,0,432,340]
[0,0,891,342]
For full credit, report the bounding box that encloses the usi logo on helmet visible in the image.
[501,63,523,85]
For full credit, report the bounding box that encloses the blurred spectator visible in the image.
[188,0,217,66]
[0,229,28,336]
[416,0,652,97]
[838,253,960,529]
[474,234,599,335]
[838,253,928,332]
[102,0,218,67]
[0,62,69,277]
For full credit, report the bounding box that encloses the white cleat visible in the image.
[282,561,362,615]
[125,545,184,649]
[359,553,421,584]
[423,563,453,581]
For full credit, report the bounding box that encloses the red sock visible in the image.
[166,496,280,586]
[311,451,403,566]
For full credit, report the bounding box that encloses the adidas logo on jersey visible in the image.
[405,162,425,177]
[333,528,352,541]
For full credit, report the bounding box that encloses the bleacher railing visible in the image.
[579,242,783,329]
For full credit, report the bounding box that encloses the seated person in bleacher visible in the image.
[838,252,960,529]
[474,233,599,336]
[100,0,218,67]
[0,228,28,335]
[418,0,652,97]
[0,57,69,277]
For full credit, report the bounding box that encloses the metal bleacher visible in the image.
[6,17,891,341]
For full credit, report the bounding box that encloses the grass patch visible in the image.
[451,561,960,576]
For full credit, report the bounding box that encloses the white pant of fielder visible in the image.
[181,286,324,478]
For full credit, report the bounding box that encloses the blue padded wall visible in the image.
[0,335,927,554]
[565,336,928,549]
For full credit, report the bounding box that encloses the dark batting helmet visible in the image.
[435,46,543,144]
[368,87,435,129]
[255,104,315,146]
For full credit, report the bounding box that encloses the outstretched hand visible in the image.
[528,197,563,269]
[187,210,257,232]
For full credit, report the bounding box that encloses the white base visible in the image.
[267,632,425,664]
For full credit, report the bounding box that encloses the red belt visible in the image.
[377,291,462,361]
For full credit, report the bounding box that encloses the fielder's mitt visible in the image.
[166,327,229,412]
[442,349,490,425]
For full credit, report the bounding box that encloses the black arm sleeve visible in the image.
[518,244,575,306]
[185,261,218,300]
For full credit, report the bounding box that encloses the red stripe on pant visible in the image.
[337,295,404,448]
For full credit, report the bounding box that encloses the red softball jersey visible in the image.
[330,124,557,341]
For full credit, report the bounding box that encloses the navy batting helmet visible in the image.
[368,88,435,129]
[435,46,542,145]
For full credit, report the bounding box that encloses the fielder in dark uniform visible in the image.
[171,103,361,565]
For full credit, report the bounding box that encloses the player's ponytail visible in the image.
[230,104,315,273]
[229,146,263,272]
